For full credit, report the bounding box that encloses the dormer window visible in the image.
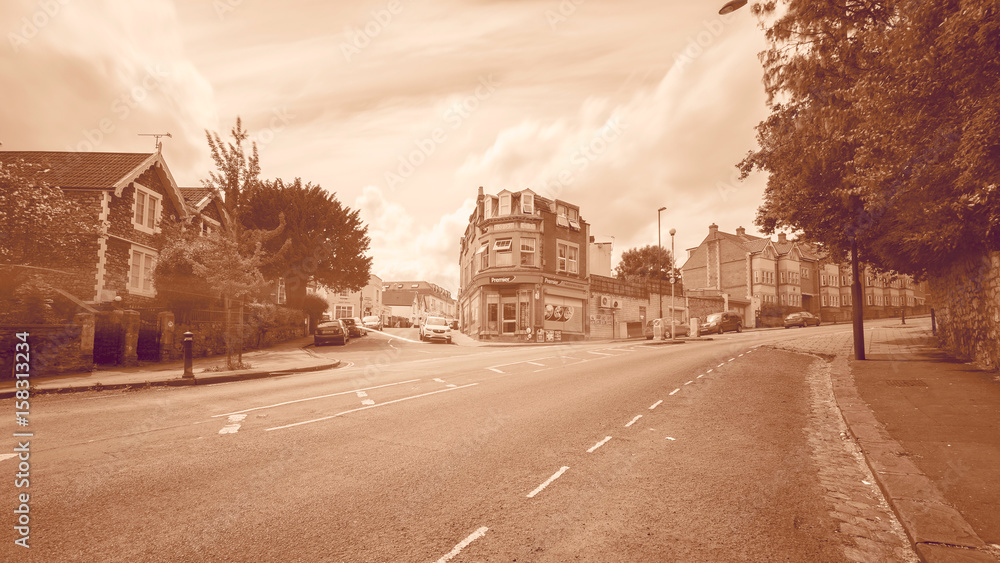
[568,207,580,230]
[484,197,495,219]
[499,194,511,216]
[556,204,569,227]
[521,193,534,214]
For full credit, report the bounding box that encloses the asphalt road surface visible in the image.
[0,324,915,561]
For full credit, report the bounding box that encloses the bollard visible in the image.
[901,309,906,325]
[930,308,936,336]
[182,331,194,378]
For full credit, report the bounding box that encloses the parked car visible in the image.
[314,319,350,346]
[447,318,459,330]
[362,315,383,331]
[699,311,744,335]
[784,311,821,328]
[644,318,690,339]
[340,317,367,337]
[420,316,453,343]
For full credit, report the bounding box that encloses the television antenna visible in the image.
[138,132,172,152]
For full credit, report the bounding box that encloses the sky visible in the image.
[1,0,772,297]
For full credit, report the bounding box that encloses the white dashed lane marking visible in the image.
[212,379,421,418]
[588,351,613,356]
[435,527,489,563]
[587,436,613,453]
[684,380,693,385]
[526,361,545,366]
[665,436,677,441]
[488,368,504,373]
[527,466,570,498]
[625,415,642,427]
[649,400,663,410]
[0,454,16,462]
[669,388,680,396]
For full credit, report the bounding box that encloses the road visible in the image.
[0,323,916,561]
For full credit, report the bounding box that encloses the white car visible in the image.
[362,315,383,331]
[419,316,452,343]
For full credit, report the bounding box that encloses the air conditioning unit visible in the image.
[599,295,612,308]
[612,298,623,309]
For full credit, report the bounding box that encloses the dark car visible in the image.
[784,311,821,328]
[340,317,366,338]
[699,311,743,335]
[314,320,349,346]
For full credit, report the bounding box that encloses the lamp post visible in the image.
[670,228,677,339]
[657,207,667,320]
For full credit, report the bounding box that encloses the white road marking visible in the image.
[697,374,704,379]
[446,384,457,388]
[265,384,479,431]
[728,358,735,362]
[625,415,642,427]
[488,368,504,373]
[435,526,489,563]
[526,361,545,366]
[588,351,613,356]
[707,369,713,373]
[684,381,693,385]
[433,378,446,383]
[587,436,613,452]
[669,388,680,396]
[361,399,375,406]
[717,363,725,367]
[649,400,663,410]
[0,454,16,462]
[212,379,420,418]
[617,348,637,352]
[219,414,247,435]
[356,391,368,398]
[527,466,570,498]
[739,353,744,357]
[665,436,676,441]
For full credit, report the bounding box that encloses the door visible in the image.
[501,297,517,335]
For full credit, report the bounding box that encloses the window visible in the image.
[129,246,157,296]
[521,193,534,215]
[480,242,490,270]
[568,207,580,230]
[568,245,578,273]
[334,305,353,318]
[339,290,349,297]
[556,204,569,227]
[867,294,873,306]
[754,271,760,283]
[132,184,161,234]
[557,242,579,274]
[520,238,536,266]
[499,194,511,216]
[802,268,809,279]
[484,198,493,219]
[495,238,513,267]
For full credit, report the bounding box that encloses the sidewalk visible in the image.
[773,318,1000,562]
[0,337,340,399]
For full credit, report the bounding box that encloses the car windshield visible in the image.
[425,317,447,326]
[340,318,355,325]
[363,316,378,322]
[706,313,722,322]
[318,321,340,328]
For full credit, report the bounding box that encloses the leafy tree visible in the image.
[240,178,372,309]
[614,245,678,282]
[204,117,260,216]
[0,160,97,269]
[741,0,1000,278]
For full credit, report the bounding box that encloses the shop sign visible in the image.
[542,277,562,285]
[490,276,516,283]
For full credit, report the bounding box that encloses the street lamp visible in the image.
[657,207,667,320]
[670,228,677,339]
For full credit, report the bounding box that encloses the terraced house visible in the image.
[681,224,928,326]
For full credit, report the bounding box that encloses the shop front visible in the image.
[462,275,588,342]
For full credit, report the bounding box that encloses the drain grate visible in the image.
[885,379,928,387]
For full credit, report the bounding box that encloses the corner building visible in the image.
[458,187,589,341]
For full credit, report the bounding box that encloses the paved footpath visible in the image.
[773,318,1000,562]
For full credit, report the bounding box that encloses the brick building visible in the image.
[458,187,590,341]
[0,150,190,307]
[682,223,929,325]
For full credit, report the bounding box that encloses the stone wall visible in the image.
[930,250,1000,370]
[0,316,94,379]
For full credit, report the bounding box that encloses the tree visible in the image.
[302,293,329,334]
[614,245,677,282]
[204,117,260,216]
[0,159,97,269]
[239,178,372,309]
[741,0,1000,279]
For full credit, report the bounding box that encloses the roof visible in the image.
[179,186,212,205]
[0,151,155,188]
[382,291,417,307]
[0,149,189,221]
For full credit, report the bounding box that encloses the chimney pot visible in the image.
[736,226,746,236]
[778,233,787,243]
[709,223,719,234]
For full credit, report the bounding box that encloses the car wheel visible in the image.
[735,323,743,333]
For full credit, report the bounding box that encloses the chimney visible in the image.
[478,186,484,197]
[589,236,595,242]
[708,223,719,235]
[735,226,745,236]
[778,233,787,243]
